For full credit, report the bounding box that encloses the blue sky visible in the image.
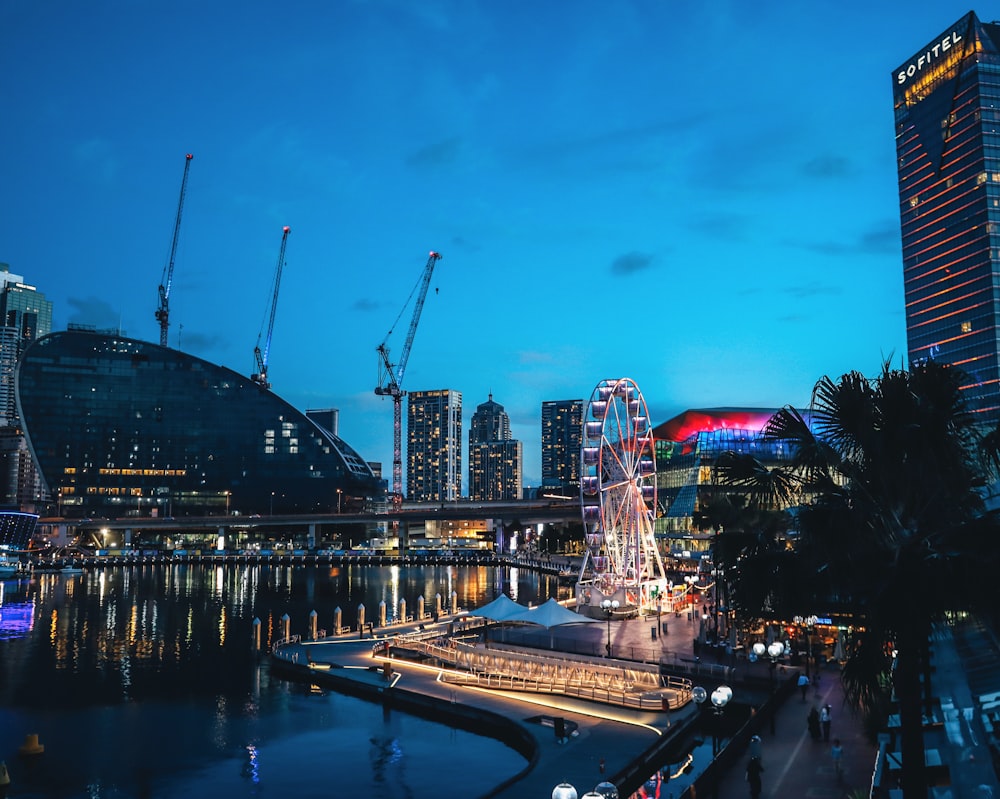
[0,1,981,487]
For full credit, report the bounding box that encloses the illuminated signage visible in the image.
[897,30,962,85]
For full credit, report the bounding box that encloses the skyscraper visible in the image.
[468,394,522,501]
[406,389,462,501]
[893,12,1000,420]
[0,265,52,425]
[541,399,583,496]
[0,265,52,508]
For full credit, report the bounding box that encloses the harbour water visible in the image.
[0,562,566,798]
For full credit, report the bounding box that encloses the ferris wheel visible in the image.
[576,377,668,615]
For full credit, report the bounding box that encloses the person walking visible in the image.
[746,755,764,799]
[807,706,821,741]
[831,738,844,779]
[798,672,810,701]
[820,703,832,742]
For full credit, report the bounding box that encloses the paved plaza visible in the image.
[274,600,1000,798]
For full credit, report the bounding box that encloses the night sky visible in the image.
[0,2,981,484]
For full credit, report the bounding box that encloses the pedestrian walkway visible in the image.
[271,600,1000,799]
[710,659,872,799]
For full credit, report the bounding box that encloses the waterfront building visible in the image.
[652,408,796,558]
[0,265,51,508]
[541,399,583,497]
[893,11,1000,421]
[469,394,522,501]
[406,389,462,502]
[15,327,383,518]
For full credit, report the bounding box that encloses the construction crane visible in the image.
[155,153,194,347]
[252,226,291,389]
[376,250,442,508]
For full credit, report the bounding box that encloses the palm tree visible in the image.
[753,360,999,799]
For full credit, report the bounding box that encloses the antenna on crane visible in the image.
[155,153,194,347]
[376,250,442,509]
[252,226,291,390]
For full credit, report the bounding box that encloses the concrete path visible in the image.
[274,605,1000,799]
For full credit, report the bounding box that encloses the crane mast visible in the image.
[155,153,194,347]
[376,250,442,508]
[252,226,291,390]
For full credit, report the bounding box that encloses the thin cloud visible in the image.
[802,155,852,179]
[611,251,655,275]
[406,137,462,167]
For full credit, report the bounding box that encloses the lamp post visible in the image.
[336,488,342,514]
[710,684,733,757]
[685,574,698,621]
[225,491,231,516]
[270,491,275,516]
[600,598,620,658]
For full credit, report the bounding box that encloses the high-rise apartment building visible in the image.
[893,12,1000,420]
[406,389,462,501]
[541,399,583,496]
[0,265,52,509]
[0,265,53,425]
[468,394,522,501]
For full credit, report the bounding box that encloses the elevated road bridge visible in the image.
[38,499,583,551]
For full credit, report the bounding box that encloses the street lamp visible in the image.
[710,684,733,756]
[225,491,230,515]
[600,598,620,658]
[270,491,275,516]
[552,783,578,799]
[336,488,342,514]
[684,574,698,621]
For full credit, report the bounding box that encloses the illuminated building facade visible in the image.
[468,394,522,501]
[406,389,462,502]
[540,399,583,496]
[16,328,383,518]
[894,11,1000,419]
[652,408,798,556]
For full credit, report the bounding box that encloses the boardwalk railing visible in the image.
[391,633,692,710]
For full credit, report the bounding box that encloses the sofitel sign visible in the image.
[897,30,962,85]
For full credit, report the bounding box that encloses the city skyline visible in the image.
[0,2,981,484]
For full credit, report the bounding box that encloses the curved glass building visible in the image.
[15,328,382,518]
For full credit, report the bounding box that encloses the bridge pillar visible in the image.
[417,596,425,621]
[307,523,316,550]
[217,527,226,550]
[334,607,342,634]
[357,603,366,634]
[378,600,387,627]
[280,613,290,642]
[252,617,261,652]
[450,591,458,615]
[435,593,442,617]
[309,609,318,640]
[399,598,407,623]
[399,519,409,554]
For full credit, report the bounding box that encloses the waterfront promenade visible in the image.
[272,604,1000,798]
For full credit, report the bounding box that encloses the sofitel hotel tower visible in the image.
[894,11,1000,422]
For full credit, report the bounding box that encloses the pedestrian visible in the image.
[807,706,821,741]
[820,703,832,741]
[797,672,810,701]
[746,755,764,799]
[749,734,762,761]
[831,738,843,778]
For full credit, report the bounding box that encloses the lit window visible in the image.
[961,321,972,333]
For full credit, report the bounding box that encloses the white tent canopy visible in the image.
[468,593,526,622]
[469,595,599,628]
[510,597,599,628]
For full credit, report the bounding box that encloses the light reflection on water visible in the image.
[0,563,562,798]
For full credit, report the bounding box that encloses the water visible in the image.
[0,562,566,798]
